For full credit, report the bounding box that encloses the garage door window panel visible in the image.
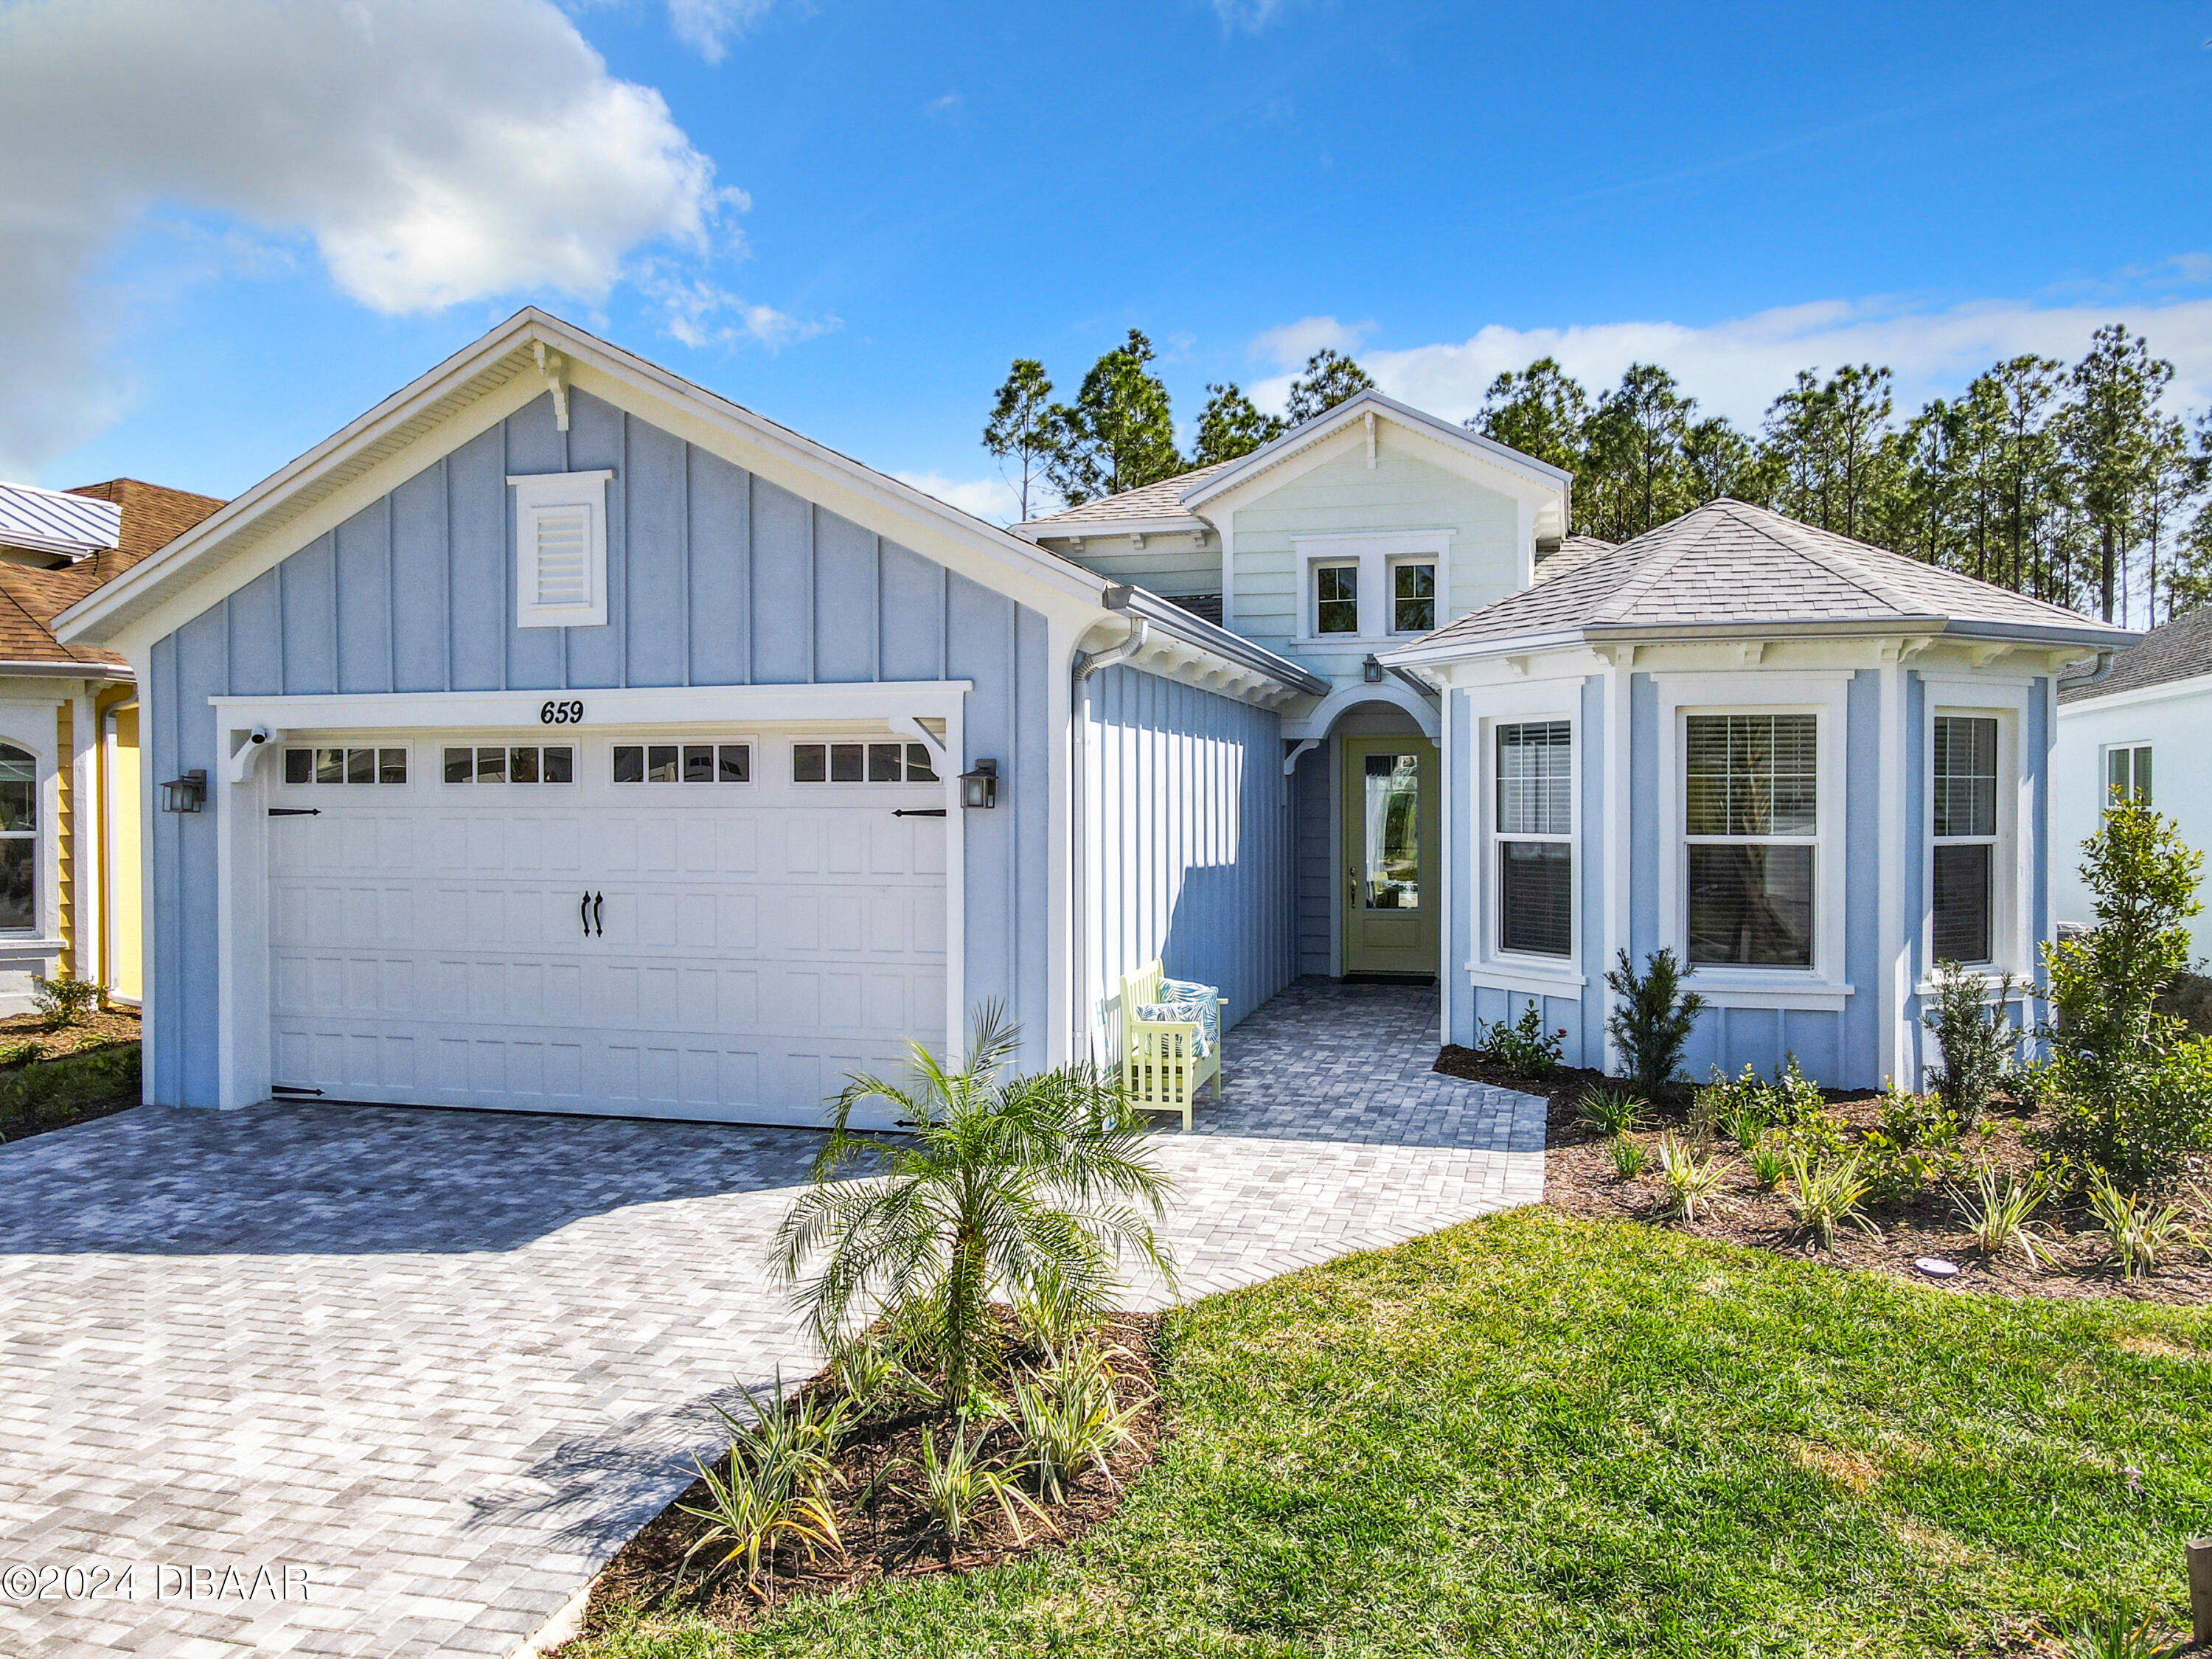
[287,747,407,785]
[793,741,938,783]
[613,741,751,783]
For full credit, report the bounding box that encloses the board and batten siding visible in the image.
[1229,442,1521,684]
[1082,663,1293,1053]
[144,388,1052,1107]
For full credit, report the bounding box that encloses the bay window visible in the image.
[1684,713,1816,967]
[1495,721,1572,956]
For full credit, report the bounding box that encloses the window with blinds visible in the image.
[1495,720,1572,957]
[1683,712,1815,967]
[1933,714,1999,963]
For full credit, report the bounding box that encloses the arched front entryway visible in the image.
[1285,695,1440,981]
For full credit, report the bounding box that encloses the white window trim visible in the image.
[1920,675,2032,992]
[787,736,945,787]
[1292,529,1455,647]
[608,737,757,787]
[2101,739,2153,807]
[509,470,613,630]
[1388,554,1440,636]
[1655,672,1852,1009]
[0,740,40,939]
[1467,679,1585,997]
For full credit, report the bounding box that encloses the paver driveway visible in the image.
[0,980,1541,1658]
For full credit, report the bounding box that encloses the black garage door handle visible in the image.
[580,891,591,937]
[593,891,605,936]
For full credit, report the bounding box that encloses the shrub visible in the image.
[900,1425,1052,1547]
[1604,947,1706,1092]
[2040,799,2212,1192]
[29,973,98,1030]
[1922,960,2019,1129]
[0,1039,44,1068]
[2082,1175,2196,1279]
[1948,1166,2053,1265]
[675,1377,846,1594]
[1697,1057,1826,1138]
[1576,1087,1645,1138]
[1655,1132,1726,1222]
[1472,1003,1565,1077]
[1609,1136,1650,1178]
[1786,1150,1875,1249]
[774,1006,1175,1405]
[1747,1138,1790,1192]
[0,1043,139,1128]
[1009,1343,1145,1504]
[1861,1085,1965,1203]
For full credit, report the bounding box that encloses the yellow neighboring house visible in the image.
[0,478,225,1013]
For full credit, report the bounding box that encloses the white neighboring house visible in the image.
[2051,609,2212,956]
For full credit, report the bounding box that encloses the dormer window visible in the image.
[508,470,613,629]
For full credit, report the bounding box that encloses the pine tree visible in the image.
[1469,358,1588,476]
[2064,324,2174,622]
[1042,330,1183,506]
[1580,364,1697,540]
[1283,349,1376,425]
[982,358,1056,524]
[1193,383,1283,465]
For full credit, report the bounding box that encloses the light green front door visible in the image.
[1340,735,1440,977]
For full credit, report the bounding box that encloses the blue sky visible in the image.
[7,0,2210,521]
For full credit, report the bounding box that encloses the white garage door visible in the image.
[265,731,947,1127]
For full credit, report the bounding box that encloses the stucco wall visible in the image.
[143,388,1054,1106]
[2051,683,2211,958]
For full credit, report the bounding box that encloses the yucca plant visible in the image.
[1010,1343,1148,1503]
[2083,1176,2196,1279]
[2062,1615,2185,1658]
[1948,1166,2053,1266]
[1717,1105,1770,1152]
[775,1006,1176,1405]
[1785,1150,1876,1250]
[900,1425,1054,1547]
[675,1379,846,1595]
[1747,1138,1790,1192]
[830,1335,917,1417]
[1609,1135,1650,1178]
[1576,1087,1646,1138]
[1012,1256,1105,1357]
[1656,1132,1726,1222]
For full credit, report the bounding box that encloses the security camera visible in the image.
[247,726,272,745]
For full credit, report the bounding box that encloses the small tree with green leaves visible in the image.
[773,1006,1175,1408]
[1283,348,1375,425]
[1604,947,1707,1094]
[2039,798,2212,1191]
[1192,382,1282,465]
[982,358,1056,523]
[1922,959,2017,1130]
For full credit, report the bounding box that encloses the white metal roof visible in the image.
[0,480,120,560]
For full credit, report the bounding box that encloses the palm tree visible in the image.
[772,1006,1176,1405]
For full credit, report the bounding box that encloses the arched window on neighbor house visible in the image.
[0,746,36,933]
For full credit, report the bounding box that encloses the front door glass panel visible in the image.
[1362,752,1422,911]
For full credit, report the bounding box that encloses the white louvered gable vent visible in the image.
[508,470,613,629]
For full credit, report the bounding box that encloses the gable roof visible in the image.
[1017,388,1571,540]
[0,480,223,673]
[1387,498,2133,662]
[2059,606,2212,703]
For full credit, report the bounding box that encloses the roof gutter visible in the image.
[1102,584,1329,697]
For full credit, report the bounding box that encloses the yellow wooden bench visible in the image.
[1116,958,1226,1131]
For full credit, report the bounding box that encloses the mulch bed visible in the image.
[580,1310,1166,1637]
[1435,1045,2212,1308]
[0,1004,141,1060]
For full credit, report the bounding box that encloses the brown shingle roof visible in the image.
[0,480,225,669]
[1408,498,2126,653]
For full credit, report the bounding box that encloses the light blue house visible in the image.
[55,311,2129,1121]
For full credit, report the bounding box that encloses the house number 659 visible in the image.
[540,700,585,726]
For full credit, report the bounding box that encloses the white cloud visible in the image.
[924,91,962,116]
[1211,0,1288,30]
[1250,313,1376,372]
[894,470,1030,526]
[0,0,740,476]
[1348,294,2212,431]
[633,262,835,350]
[663,0,775,64]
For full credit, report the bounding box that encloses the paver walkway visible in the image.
[0,979,1541,1658]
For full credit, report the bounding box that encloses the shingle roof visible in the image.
[1020,460,1237,531]
[0,480,225,669]
[1532,534,1616,583]
[1166,593,1222,625]
[1404,498,2127,654]
[2059,606,2212,703]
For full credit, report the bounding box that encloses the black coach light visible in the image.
[1363,653,1385,684]
[960,759,999,809]
[159,769,207,813]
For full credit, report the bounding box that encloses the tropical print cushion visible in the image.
[1135,976,1221,1057]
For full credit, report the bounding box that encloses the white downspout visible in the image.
[1068,615,1150,1064]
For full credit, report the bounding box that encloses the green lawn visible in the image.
[574,1208,2212,1658]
